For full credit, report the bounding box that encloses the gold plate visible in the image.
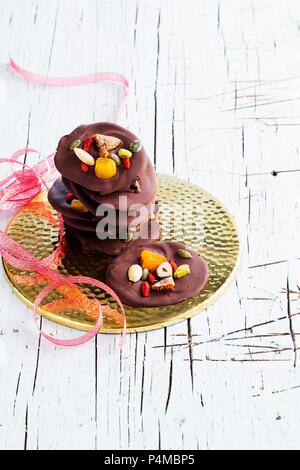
[2,174,240,333]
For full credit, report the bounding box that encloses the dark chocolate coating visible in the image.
[106,241,209,307]
[54,123,150,194]
[63,158,157,213]
[65,219,161,256]
[48,178,158,230]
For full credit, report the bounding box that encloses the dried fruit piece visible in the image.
[93,134,122,151]
[118,148,133,159]
[122,157,131,169]
[142,268,149,281]
[140,249,167,272]
[95,157,117,179]
[148,273,156,284]
[177,249,192,259]
[141,281,150,297]
[69,139,81,150]
[65,192,73,202]
[169,260,177,272]
[156,261,173,279]
[128,264,143,283]
[109,153,122,167]
[81,163,89,173]
[174,264,191,279]
[129,140,142,153]
[83,136,94,152]
[74,147,95,166]
[70,199,89,213]
[98,145,110,158]
[152,276,175,291]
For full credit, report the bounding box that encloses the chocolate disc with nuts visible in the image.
[55,122,149,194]
[106,241,209,307]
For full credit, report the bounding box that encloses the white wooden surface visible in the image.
[0,0,300,450]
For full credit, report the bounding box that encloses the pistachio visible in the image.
[129,140,142,153]
[74,148,95,166]
[128,264,143,283]
[152,276,175,291]
[69,139,81,151]
[118,148,133,159]
[71,199,89,213]
[109,153,122,167]
[177,249,192,259]
[156,261,173,278]
[142,268,149,281]
[174,264,191,279]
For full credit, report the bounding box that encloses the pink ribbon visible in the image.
[0,58,129,346]
[0,150,55,210]
[9,57,129,123]
[0,228,126,347]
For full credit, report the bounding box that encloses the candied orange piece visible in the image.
[140,249,167,272]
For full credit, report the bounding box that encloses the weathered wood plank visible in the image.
[0,0,300,450]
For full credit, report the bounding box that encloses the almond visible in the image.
[73,147,95,166]
[128,264,143,283]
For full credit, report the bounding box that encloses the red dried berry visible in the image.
[122,157,131,169]
[81,163,89,173]
[148,273,156,284]
[65,192,73,202]
[141,281,150,297]
[169,260,177,272]
[83,135,94,152]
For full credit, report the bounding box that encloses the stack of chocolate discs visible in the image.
[48,123,160,256]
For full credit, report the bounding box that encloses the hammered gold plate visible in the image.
[2,174,240,333]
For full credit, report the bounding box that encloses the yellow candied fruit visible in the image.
[70,199,89,213]
[118,148,133,159]
[95,157,117,179]
[140,249,167,272]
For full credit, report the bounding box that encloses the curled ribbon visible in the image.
[9,57,129,123]
[0,58,129,346]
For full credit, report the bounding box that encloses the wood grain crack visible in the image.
[286,276,297,367]
[165,347,173,413]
